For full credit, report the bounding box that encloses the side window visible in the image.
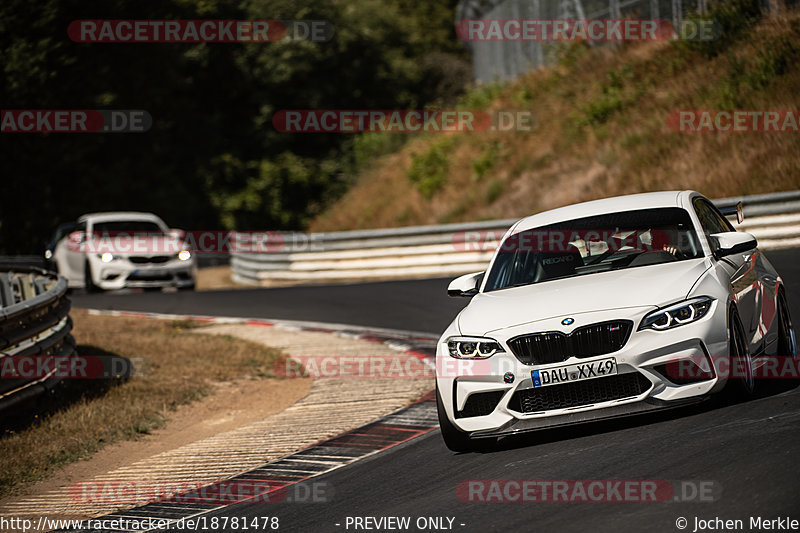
[693,198,733,237]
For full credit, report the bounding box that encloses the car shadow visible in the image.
[467,378,800,454]
[0,345,133,435]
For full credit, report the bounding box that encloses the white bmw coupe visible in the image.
[47,212,197,291]
[436,191,796,451]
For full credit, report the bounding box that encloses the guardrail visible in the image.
[0,255,46,269]
[0,266,75,413]
[231,190,800,285]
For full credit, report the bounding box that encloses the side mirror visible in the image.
[448,271,484,298]
[710,231,757,258]
[718,201,744,224]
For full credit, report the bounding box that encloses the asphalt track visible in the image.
[71,248,800,533]
[70,277,466,334]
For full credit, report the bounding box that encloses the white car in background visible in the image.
[437,191,796,452]
[47,212,196,291]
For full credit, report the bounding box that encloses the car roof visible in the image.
[509,191,696,234]
[77,212,164,224]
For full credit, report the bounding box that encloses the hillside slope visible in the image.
[310,10,800,232]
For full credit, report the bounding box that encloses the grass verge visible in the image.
[0,310,286,498]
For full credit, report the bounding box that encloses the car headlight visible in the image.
[178,250,192,261]
[99,253,122,263]
[447,336,505,359]
[639,297,714,331]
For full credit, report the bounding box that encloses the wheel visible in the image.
[777,289,797,360]
[84,261,99,293]
[436,384,485,453]
[777,289,798,383]
[724,308,754,399]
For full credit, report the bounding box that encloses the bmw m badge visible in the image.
[561,317,575,326]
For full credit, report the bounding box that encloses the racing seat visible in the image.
[532,243,584,282]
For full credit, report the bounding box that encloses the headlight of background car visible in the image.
[178,250,192,261]
[639,297,714,331]
[99,253,122,263]
[447,336,505,358]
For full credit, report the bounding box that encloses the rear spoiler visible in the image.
[718,201,744,224]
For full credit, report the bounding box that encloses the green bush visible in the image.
[577,63,634,126]
[352,132,408,170]
[407,136,458,198]
[714,29,800,107]
[673,0,763,59]
[485,179,504,204]
[471,141,505,181]
[457,82,506,110]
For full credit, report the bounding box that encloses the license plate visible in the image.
[531,358,617,388]
[133,269,161,278]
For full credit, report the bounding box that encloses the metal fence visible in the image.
[457,0,782,83]
[0,267,75,413]
[231,190,800,285]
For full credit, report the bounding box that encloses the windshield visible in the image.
[484,207,702,292]
[92,220,165,235]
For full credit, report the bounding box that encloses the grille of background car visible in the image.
[128,255,176,264]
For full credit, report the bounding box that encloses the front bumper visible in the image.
[436,304,729,435]
[89,257,196,290]
[470,396,705,438]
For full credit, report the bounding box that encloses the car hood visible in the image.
[85,234,183,256]
[458,259,711,335]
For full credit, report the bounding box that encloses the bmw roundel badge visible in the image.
[561,317,575,326]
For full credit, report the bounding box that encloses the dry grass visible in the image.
[196,265,240,290]
[0,310,286,497]
[310,14,800,232]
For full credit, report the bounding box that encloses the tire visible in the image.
[84,261,99,293]
[178,282,196,291]
[776,289,798,379]
[777,289,797,357]
[436,385,485,453]
[724,308,754,399]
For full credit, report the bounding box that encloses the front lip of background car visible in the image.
[436,300,729,436]
[88,254,195,289]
